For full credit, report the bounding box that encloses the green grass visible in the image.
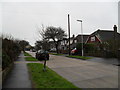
[25,56,38,61]
[24,52,32,56]
[67,55,92,60]
[50,53,64,55]
[27,63,78,88]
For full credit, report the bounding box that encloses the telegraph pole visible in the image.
[68,14,71,55]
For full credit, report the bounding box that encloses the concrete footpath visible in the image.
[3,53,32,88]
[28,51,118,88]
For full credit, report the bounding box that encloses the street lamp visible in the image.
[77,20,84,56]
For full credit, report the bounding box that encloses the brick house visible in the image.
[85,25,120,50]
[86,25,120,43]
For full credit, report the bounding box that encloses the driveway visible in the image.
[27,51,118,88]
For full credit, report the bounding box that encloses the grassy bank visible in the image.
[67,55,92,60]
[24,52,32,56]
[24,52,38,61]
[25,56,38,61]
[27,63,78,88]
[50,53,64,56]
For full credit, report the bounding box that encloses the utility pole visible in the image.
[68,14,71,55]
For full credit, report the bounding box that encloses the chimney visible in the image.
[98,29,100,31]
[113,25,117,41]
[72,34,75,38]
[113,25,117,33]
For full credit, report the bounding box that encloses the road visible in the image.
[27,51,118,88]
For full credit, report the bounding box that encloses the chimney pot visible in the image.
[113,25,117,33]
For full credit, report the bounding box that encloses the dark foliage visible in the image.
[2,37,21,70]
[19,40,29,52]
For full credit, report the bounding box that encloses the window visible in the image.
[74,40,77,43]
[91,36,95,41]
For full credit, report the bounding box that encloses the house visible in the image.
[75,34,90,43]
[85,25,120,51]
[68,34,76,49]
[59,38,68,50]
[49,41,56,52]
[86,25,120,44]
[58,35,76,53]
[59,34,90,53]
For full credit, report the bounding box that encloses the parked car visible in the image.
[71,48,77,55]
[36,50,49,60]
[49,48,56,52]
[30,49,36,52]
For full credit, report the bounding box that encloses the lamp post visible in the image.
[77,20,84,56]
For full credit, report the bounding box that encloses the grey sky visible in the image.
[1,1,118,46]
[118,1,120,32]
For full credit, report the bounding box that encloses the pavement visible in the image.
[28,51,118,88]
[3,53,32,88]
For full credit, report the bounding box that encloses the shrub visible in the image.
[76,43,82,55]
[84,43,97,53]
[2,50,12,70]
[2,36,21,70]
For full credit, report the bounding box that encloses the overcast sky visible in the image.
[1,0,119,46]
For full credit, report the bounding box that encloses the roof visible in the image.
[76,34,90,43]
[91,29,120,41]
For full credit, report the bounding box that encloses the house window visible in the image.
[70,40,73,44]
[74,40,77,43]
[91,36,95,41]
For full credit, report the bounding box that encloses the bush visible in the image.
[84,43,97,53]
[76,43,97,55]
[104,50,116,58]
[2,37,21,70]
[2,51,12,70]
[76,43,82,55]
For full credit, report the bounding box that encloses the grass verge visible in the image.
[25,56,38,61]
[50,53,64,55]
[27,63,78,88]
[24,52,32,56]
[67,55,92,60]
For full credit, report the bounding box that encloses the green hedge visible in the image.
[2,38,21,70]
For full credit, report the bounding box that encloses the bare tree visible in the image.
[37,25,67,53]
[38,24,46,40]
[44,26,67,53]
[36,24,50,51]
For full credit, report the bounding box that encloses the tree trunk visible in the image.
[55,43,59,54]
[53,40,58,54]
